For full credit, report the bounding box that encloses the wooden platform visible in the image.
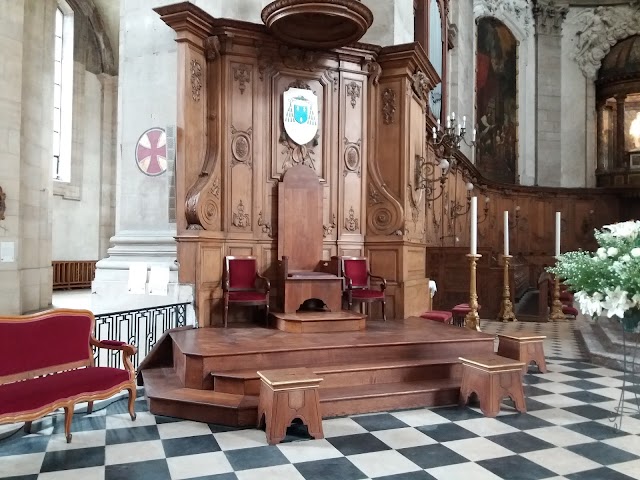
[138,318,494,426]
[271,310,366,333]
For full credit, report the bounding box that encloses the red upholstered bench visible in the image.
[451,303,482,327]
[0,309,137,443]
[419,310,453,324]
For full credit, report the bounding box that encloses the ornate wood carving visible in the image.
[365,60,381,85]
[258,210,274,237]
[280,46,317,71]
[343,138,361,177]
[411,71,433,104]
[210,177,220,198]
[288,78,311,90]
[280,131,318,171]
[323,214,337,238]
[190,59,202,101]
[232,200,250,228]
[205,36,221,61]
[231,126,253,168]
[346,81,361,108]
[344,206,359,232]
[368,183,382,205]
[0,186,5,221]
[382,88,396,124]
[233,66,251,94]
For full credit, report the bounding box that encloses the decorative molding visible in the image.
[570,5,640,79]
[288,79,312,90]
[381,88,396,125]
[533,1,569,35]
[368,183,382,205]
[256,45,275,80]
[473,0,533,38]
[258,210,274,237]
[323,214,337,237]
[279,131,318,171]
[230,125,253,167]
[448,22,458,49]
[326,69,339,92]
[190,59,202,102]
[205,36,221,61]
[411,71,433,104]
[0,186,5,220]
[210,177,220,198]
[343,137,362,177]
[280,45,318,71]
[346,81,361,108]
[185,174,219,231]
[233,66,251,94]
[365,60,381,85]
[344,206,359,232]
[232,200,250,228]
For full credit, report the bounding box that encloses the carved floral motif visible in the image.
[368,184,382,205]
[258,210,274,237]
[190,59,202,102]
[473,0,533,37]
[280,131,318,171]
[344,206,359,232]
[323,214,337,238]
[233,66,251,94]
[346,81,361,108]
[232,200,250,229]
[365,61,381,85]
[532,1,568,36]
[382,88,396,125]
[280,45,317,71]
[210,177,220,198]
[570,5,640,79]
[231,126,253,167]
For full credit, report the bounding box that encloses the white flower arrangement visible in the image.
[548,220,640,332]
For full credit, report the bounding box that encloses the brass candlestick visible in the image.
[498,255,517,322]
[549,274,566,321]
[465,253,482,331]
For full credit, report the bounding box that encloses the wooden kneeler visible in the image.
[497,333,548,374]
[459,355,526,417]
[257,368,324,445]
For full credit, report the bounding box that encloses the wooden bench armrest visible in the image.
[256,272,271,293]
[369,274,387,290]
[90,338,137,372]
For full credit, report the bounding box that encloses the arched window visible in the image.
[414,0,447,121]
[52,2,74,182]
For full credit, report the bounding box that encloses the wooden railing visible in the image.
[52,261,97,290]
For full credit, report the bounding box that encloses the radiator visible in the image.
[52,261,97,290]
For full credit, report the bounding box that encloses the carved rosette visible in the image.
[532,1,568,36]
[382,88,396,125]
[570,5,640,79]
[231,126,253,168]
[190,59,202,101]
[233,66,251,94]
[343,138,362,177]
[473,0,533,38]
[185,175,220,230]
[0,186,5,220]
[344,206,360,232]
[232,200,250,229]
[346,81,361,108]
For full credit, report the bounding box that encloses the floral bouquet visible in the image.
[547,220,640,332]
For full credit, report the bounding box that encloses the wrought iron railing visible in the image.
[93,302,190,369]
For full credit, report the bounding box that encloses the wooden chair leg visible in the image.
[128,387,137,421]
[24,421,32,434]
[224,297,229,328]
[87,401,94,414]
[63,406,73,443]
[265,303,270,327]
[382,299,386,321]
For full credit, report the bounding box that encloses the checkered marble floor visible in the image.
[3,323,640,480]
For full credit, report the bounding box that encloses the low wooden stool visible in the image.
[257,367,324,445]
[451,303,482,327]
[459,354,526,417]
[497,333,547,373]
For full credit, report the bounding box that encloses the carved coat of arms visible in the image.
[283,87,318,146]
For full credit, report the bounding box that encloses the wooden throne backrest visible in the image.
[278,165,323,271]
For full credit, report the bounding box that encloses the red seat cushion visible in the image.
[351,289,384,299]
[228,291,267,302]
[452,303,482,315]
[0,367,130,417]
[420,311,452,322]
[562,305,579,317]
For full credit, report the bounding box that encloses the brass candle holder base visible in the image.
[464,253,482,331]
[549,274,566,322]
[498,255,517,323]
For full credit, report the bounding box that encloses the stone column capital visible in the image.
[533,1,568,35]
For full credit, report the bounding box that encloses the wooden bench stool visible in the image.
[459,354,526,417]
[451,303,482,327]
[497,333,547,373]
[257,367,324,445]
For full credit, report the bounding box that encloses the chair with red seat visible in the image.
[223,256,271,327]
[340,256,387,321]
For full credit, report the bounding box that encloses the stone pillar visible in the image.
[360,0,414,46]
[533,1,568,186]
[97,73,117,259]
[615,94,627,169]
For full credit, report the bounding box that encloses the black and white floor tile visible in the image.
[2,321,639,480]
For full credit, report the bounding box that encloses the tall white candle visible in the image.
[555,212,561,257]
[504,211,509,256]
[470,196,478,255]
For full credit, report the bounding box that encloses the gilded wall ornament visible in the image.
[233,66,251,94]
[232,200,250,228]
[190,59,202,102]
[382,88,396,125]
[344,206,359,232]
[346,81,361,108]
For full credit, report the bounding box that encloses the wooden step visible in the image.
[141,367,258,427]
[212,358,462,396]
[320,379,461,417]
